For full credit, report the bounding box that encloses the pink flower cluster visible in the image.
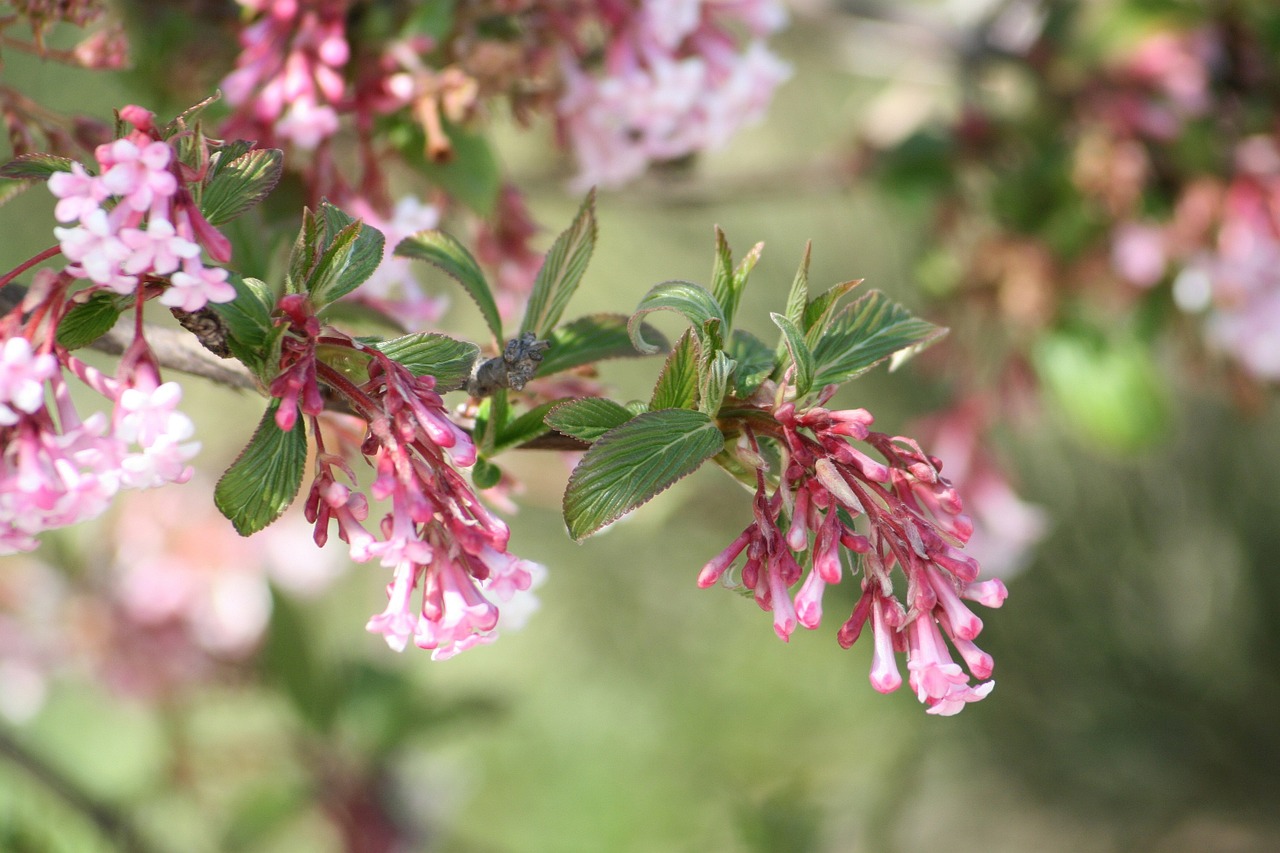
[272,299,541,659]
[1112,136,1280,380]
[0,327,199,556]
[556,0,791,189]
[47,106,234,310]
[699,393,1007,715]
[222,0,349,152]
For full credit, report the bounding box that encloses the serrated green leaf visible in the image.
[545,398,634,443]
[709,228,735,327]
[214,401,308,536]
[308,204,385,307]
[471,457,502,489]
[536,313,667,378]
[0,153,75,180]
[772,313,815,397]
[803,279,864,349]
[727,329,776,397]
[473,390,506,455]
[563,408,723,540]
[777,241,811,362]
[492,398,565,452]
[372,333,479,390]
[700,351,736,416]
[520,190,596,338]
[201,147,283,226]
[210,274,275,359]
[286,207,323,296]
[629,280,725,355]
[650,329,701,411]
[56,292,126,349]
[396,230,502,343]
[727,241,763,332]
[811,290,948,386]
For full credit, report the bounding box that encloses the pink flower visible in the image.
[53,208,134,290]
[95,138,178,213]
[47,162,109,223]
[0,338,57,426]
[700,395,1006,713]
[163,259,235,312]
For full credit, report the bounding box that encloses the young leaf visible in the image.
[563,408,724,541]
[776,241,811,362]
[0,153,75,180]
[811,290,948,387]
[650,329,700,411]
[726,329,776,398]
[56,292,127,349]
[372,333,480,391]
[492,399,565,452]
[728,241,763,329]
[285,206,323,295]
[519,190,597,338]
[214,401,308,536]
[699,351,736,416]
[545,398,634,443]
[536,314,667,378]
[709,227,735,326]
[200,147,283,226]
[396,230,503,343]
[471,457,503,490]
[771,313,815,398]
[308,204,385,307]
[802,279,864,349]
[629,280,726,355]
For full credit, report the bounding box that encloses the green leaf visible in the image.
[56,292,126,349]
[709,228,735,327]
[210,274,276,373]
[200,147,283,226]
[404,0,456,38]
[389,120,501,216]
[700,351,736,416]
[473,390,506,455]
[545,398,634,443]
[285,206,323,296]
[777,241,811,362]
[308,203,385,307]
[493,399,565,452]
[629,280,726,355]
[396,230,503,343]
[214,401,308,536]
[727,240,763,331]
[650,329,700,411]
[536,313,666,378]
[563,408,723,540]
[771,312,815,398]
[810,290,947,387]
[372,332,479,391]
[471,457,502,490]
[726,329,776,397]
[802,278,863,349]
[0,153,75,180]
[520,190,597,338]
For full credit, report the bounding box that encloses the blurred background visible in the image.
[3,1,1280,851]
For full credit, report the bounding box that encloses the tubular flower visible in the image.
[699,394,1007,714]
[282,306,541,658]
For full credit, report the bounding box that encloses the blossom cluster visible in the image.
[271,297,542,659]
[0,106,237,554]
[556,0,791,189]
[700,393,1007,715]
[48,106,235,310]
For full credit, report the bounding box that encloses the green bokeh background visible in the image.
[3,4,1279,852]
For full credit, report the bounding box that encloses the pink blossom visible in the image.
[53,208,134,290]
[163,259,236,311]
[95,138,178,212]
[119,219,201,277]
[0,338,57,426]
[47,162,109,223]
